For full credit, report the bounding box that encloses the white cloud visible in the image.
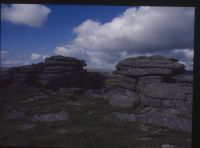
[2,60,20,65]
[173,49,193,60]
[56,6,194,70]
[55,45,88,60]
[30,53,42,60]
[1,50,8,58]
[73,7,194,52]
[1,4,51,27]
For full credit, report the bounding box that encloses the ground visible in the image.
[0,87,191,148]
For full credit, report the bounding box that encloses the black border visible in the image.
[0,0,198,7]
[1,1,200,148]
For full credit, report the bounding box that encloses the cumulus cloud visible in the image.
[30,53,48,62]
[56,6,193,70]
[73,7,194,52]
[173,49,194,60]
[2,60,21,65]
[30,53,42,60]
[55,45,88,60]
[1,50,8,59]
[173,49,193,70]
[1,4,51,27]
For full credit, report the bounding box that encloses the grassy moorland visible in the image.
[0,85,191,148]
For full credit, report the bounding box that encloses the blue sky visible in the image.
[1,4,194,70]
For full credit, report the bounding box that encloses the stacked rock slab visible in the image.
[110,55,192,132]
[7,64,41,87]
[39,56,86,88]
[0,55,105,90]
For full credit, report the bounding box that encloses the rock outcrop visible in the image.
[0,55,105,90]
[110,55,192,132]
[39,56,86,88]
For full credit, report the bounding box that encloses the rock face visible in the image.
[32,111,70,122]
[39,56,86,88]
[110,55,192,132]
[0,55,105,90]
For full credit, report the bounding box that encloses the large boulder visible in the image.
[142,82,192,100]
[110,55,193,132]
[7,64,39,87]
[115,55,185,77]
[109,88,140,108]
[44,55,86,67]
[136,76,163,92]
[0,55,106,90]
[116,75,137,91]
[0,68,12,88]
[116,55,184,71]
[38,56,86,89]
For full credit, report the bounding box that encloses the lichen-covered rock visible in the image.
[136,76,163,92]
[1,55,105,90]
[39,56,86,88]
[170,75,193,85]
[44,55,86,67]
[110,55,192,132]
[142,82,192,100]
[109,88,140,108]
[116,55,184,74]
[116,75,137,90]
[32,111,69,122]
[112,111,192,132]
[114,67,173,77]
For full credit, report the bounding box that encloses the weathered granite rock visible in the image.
[114,67,173,77]
[39,56,86,88]
[142,82,192,100]
[136,76,163,92]
[161,144,181,148]
[0,68,12,88]
[112,111,192,132]
[32,111,69,122]
[7,110,25,119]
[44,55,86,66]
[109,88,140,108]
[110,55,192,132]
[171,75,193,85]
[116,75,137,90]
[1,55,105,90]
[20,124,36,130]
[116,55,184,72]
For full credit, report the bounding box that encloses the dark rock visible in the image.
[82,71,106,89]
[114,67,173,77]
[111,55,192,132]
[161,144,181,148]
[109,88,140,108]
[0,55,106,90]
[7,110,25,119]
[32,111,69,122]
[116,55,184,72]
[143,82,192,100]
[44,55,86,67]
[136,76,163,92]
[39,56,86,89]
[171,75,193,84]
[116,75,137,90]
[20,124,36,130]
[0,68,13,88]
[112,111,192,132]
